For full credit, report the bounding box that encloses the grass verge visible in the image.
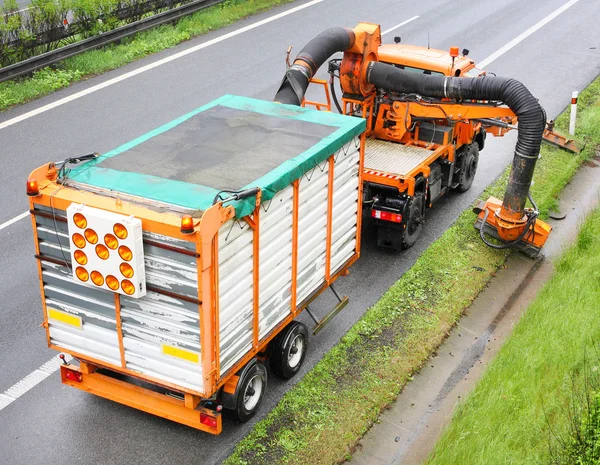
[424,207,600,465]
[0,0,294,111]
[222,77,600,465]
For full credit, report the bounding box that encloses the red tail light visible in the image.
[64,369,82,383]
[200,413,218,428]
[372,209,402,223]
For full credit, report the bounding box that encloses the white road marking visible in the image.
[382,16,419,36]
[0,211,29,232]
[0,0,325,132]
[478,0,581,68]
[0,355,71,412]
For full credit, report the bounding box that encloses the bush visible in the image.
[549,351,600,465]
[0,0,188,67]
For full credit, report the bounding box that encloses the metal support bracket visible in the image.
[306,284,349,335]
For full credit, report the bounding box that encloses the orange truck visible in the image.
[28,22,553,434]
[280,23,552,255]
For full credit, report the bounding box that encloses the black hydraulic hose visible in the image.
[274,27,355,106]
[367,62,546,218]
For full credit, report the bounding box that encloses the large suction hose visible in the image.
[367,62,545,219]
[274,27,355,105]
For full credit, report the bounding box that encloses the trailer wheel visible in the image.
[457,144,479,192]
[234,362,267,423]
[270,321,309,379]
[402,194,424,249]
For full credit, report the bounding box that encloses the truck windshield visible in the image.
[382,62,444,76]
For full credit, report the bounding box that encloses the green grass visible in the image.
[223,77,600,465]
[0,0,294,110]
[425,208,600,465]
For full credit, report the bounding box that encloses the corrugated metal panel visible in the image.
[296,159,329,305]
[331,138,361,274]
[36,206,122,366]
[258,184,293,338]
[34,206,204,393]
[215,137,362,379]
[218,218,254,376]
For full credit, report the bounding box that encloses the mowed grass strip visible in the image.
[0,0,294,111]
[425,208,600,465]
[223,77,600,465]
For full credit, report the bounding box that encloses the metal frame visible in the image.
[0,0,226,83]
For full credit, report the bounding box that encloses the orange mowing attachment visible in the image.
[474,196,552,257]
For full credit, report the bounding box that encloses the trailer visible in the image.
[27,95,365,433]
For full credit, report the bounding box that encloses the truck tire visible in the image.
[457,144,479,193]
[233,362,267,423]
[402,194,424,249]
[270,321,308,379]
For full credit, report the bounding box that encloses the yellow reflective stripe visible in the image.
[161,344,199,364]
[48,308,82,329]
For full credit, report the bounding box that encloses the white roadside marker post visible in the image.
[569,91,578,135]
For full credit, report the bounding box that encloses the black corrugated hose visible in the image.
[274,27,355,106]
[367,62,546,218]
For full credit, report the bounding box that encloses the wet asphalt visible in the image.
[1,0,599,463]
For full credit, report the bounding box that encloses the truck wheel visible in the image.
[402,194,424,249]
[457,144,479,192]
[270,321,308,379]
[234,362,267,423]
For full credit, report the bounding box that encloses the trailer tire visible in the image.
[402,194,424,249]
[233,362,267,423]
[457,144,479,193]
[270,321,309,379]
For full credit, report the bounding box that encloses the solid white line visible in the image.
[0,0,324,131]
[382,16,419,36]
[478,0,581,68]
[0,211,29,232]
[0,355,71,412]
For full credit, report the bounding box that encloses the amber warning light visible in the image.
[66,204,146,298]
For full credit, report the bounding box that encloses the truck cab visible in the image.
[377,43,484,77]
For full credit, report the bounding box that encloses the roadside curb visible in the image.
[349,160,600,465]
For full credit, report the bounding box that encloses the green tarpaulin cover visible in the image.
[68,95,365,218]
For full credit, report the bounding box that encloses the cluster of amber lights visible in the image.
[71,212,136,295]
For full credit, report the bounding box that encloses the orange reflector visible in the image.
[96,244,110,260]
[73,213,87,229]
[449,46,459,57]
[113,223,128,239]
[91,270,104,286]
[104,234,118,250]
[119,262,134,278]
[121,279,135,295]
[118,245,132,261]
[106,275,119,291]
[75,266,89,282]
[72,233,86,249]
[85,229,98,244]
[26,178,40,197]
[181,215,195,234]
[74,250,88,265]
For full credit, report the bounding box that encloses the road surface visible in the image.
[0,0,598,463]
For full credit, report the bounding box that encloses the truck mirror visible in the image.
[394,36,401,44]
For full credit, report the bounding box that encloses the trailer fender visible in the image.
[220,359,258,410]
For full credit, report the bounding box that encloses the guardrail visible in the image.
[0,0,224,83]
